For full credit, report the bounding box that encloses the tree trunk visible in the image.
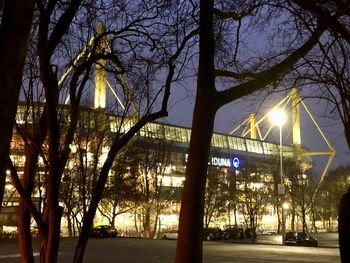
[277,205,281,234]
[73,148,118,263]
[0,0,35,211]
[175,1,216,262]
[175,103,216,262]
[345,126,350,152]
[144,206,151,238]
[338,187,350,263]
[175,100,217,261]
[43,205,63,263]
[40,236,48,263]
[67,210,73,237]
[311,205,317,233]
[18,202,34,263]
[18,144,41,263]
[134,208,138,234]
[234,205,238,227]
[40,104,63,262]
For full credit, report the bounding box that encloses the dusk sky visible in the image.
[163,86,350,175]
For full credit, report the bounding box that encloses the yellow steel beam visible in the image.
[258,96,291,140]
[297,98,335,200]
[312,152,335,201]
[57,23,140,133]
[290,88,302,160]
[300,100,334,152]
[94,24,108,109]
[106,80,126,110]
[237,95,291,139]
[230,87,335,199]
[301,151,335,156]
[59,35,96,88]
[230,117,250,135]
[231,95,290,138]
[249,113,257,139]
[115,69,140,119]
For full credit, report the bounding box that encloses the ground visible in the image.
[0,233,340,263]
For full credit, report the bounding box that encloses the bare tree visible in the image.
[238,168,271,233]
[297,37,350,148]
[97,151,136,230]
[134,138,173,238]
[283,160,314,233]
[4,1,197,263]
[72,5,197,263]
[203,166,226,228]
[287,3,350,261]
[175,1,327,262]
[0,0,35,213]
[317,165,350,230]
[291,0,350,45]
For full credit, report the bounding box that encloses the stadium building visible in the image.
[0,45,335,237]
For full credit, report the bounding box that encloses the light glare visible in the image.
[282,202,289,210]
[269,109,287,127]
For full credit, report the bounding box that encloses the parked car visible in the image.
[244,228,257,239]
[161,230,178,240]
[222,227,244,239]
[284,231,318,247]
[89,225,118,238]
[203,227,222,241]
[261,230,277,235]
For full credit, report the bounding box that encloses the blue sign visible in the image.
[231,156,240,169]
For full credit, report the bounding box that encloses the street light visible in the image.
[282,202,289,210]
[269,108,287,194]
[301,174,307,234]
[270,108,287,243]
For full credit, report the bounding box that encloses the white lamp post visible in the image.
[301,174,307,234]
[269,108,287,194]
[270,108,287,243]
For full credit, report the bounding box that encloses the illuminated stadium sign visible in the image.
[185,154,241,169]
[231,156,240,169]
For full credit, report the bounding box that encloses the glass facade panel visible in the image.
[282,146,294,158]
[263,142,278,155]
[16,105,43,124]
[164,126,190,143]
[78,110,95,130]
[180,127,191,142]
[246,139,263,154]
[109,116,119,132]
[227,136,246,151]
[211,134,229,148]
[104,112,296,159]
[140,123,165,138]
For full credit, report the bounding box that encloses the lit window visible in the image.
[227,136,246,151]
[211,134,229,148]
[246,139,263,154]
[263,142,278,155]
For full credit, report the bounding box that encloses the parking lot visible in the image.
[0,233,340,263]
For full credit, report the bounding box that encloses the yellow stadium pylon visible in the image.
[58,24,140,119]
[230,88,335,197]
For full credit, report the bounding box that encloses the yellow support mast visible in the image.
[230,87,335,198]
[290,88,302,161]
[94,24,108,110]
[249,113,257,139]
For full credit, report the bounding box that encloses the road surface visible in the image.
[0,236,340,263]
